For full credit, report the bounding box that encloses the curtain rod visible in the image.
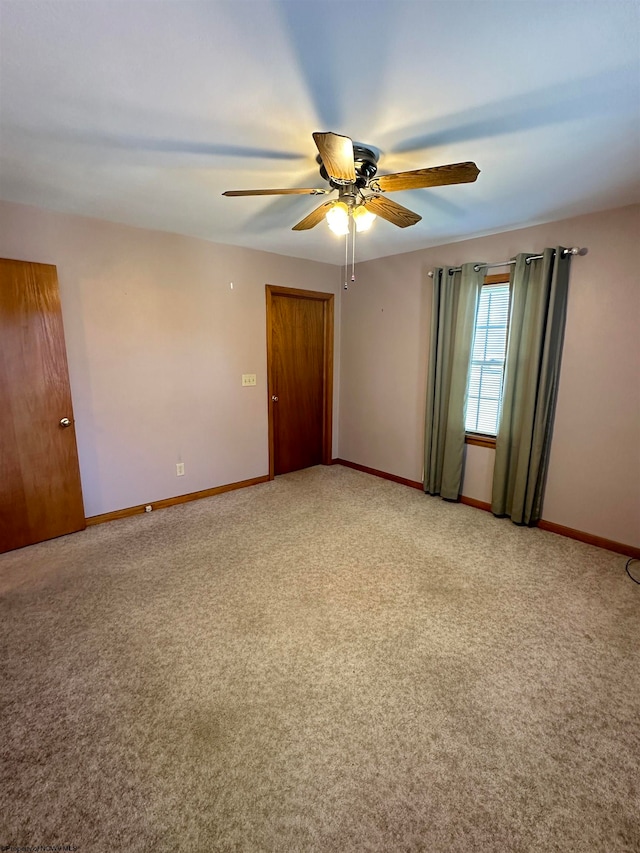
[426,247,582,277]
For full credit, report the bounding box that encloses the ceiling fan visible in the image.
[222,131,480,234]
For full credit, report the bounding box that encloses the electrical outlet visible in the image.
[242,374,257,386]
[176,462,185,476]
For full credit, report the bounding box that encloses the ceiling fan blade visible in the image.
[374,161,480,193]
[313,132,356,184]
[363,196,422,228]
[222,188,329,197]
[292,201,335,231]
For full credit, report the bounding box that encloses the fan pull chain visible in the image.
[344,225,349,290]
[351,219,356,282]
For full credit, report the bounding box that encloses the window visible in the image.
[465,275,510,437]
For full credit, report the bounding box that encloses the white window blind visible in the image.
[465,283,510,435]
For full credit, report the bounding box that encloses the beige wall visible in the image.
[0,200,341,517]
[339,204,640,547]
[2,198,638,547]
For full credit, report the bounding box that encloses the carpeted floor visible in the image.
[1,464,638,852]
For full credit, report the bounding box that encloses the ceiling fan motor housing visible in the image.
[317,144,379,189]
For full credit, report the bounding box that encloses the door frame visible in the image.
[265,285,334,480]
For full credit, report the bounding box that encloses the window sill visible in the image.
[465,433,496,449]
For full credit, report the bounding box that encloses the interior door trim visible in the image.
[265,285,334,480]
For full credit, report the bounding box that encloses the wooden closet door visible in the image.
[0,258,85,552]
[266,286,334,477]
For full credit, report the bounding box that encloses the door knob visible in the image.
[59,417,71,428]
[271,395,278,402]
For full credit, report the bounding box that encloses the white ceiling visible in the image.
[1,1,639,264]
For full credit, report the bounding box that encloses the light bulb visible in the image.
[353,205,376,232]
[326,202,349,236]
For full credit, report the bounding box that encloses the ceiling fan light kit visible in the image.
[223,131,480,266]
[325,198,377,236]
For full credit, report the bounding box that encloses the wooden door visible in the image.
[0,258,86,552]
[266,285,334,477]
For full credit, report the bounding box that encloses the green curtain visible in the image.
[424,263,483,499]
[492,247,571,524]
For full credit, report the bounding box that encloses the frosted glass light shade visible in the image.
[326,202,349,235]
[353,205,376,232]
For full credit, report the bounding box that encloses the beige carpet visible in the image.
[1,464,638,852]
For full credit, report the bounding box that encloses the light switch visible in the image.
[242,374,257,386]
